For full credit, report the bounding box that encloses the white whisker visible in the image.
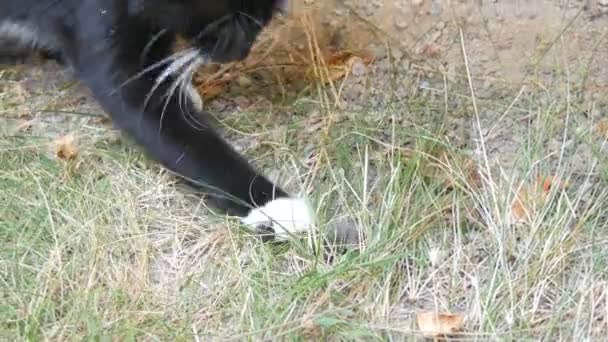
[158,55,205,133]
[115,48,192,95]
[177,72,201,129]
[145,48,198,112]
[139,29,168,66]
[179,58,207,129]
[237,11,263,29]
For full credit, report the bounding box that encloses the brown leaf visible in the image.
[326,65,350,83]
[15,119,34,132]
[314,50,374,84]
[199,82,226,101]
[301,318,322,339]
[416,311,465,338]
[537,175,566,193]
[422,43,442,58]
[54,134,78,161]
[511,190,530,222]
[511,175,567,222]
[597,119,608,138]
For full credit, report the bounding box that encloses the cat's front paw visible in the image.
[241,197,314,241]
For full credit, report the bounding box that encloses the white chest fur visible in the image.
[0,21,40,47]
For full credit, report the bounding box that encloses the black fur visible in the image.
[0,1,292,218]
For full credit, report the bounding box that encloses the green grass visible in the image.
[2,81,608,340]
[2,23,608,341]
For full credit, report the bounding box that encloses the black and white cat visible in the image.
[0,0,313,240]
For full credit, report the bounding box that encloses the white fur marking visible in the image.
[241,197,314,240]
[0,21,40,48]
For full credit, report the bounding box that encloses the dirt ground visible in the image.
[3,1,608,339]
[336,0,608,84]
[3,0,608,171]
[2,0,608,265]
[317,0,608,171]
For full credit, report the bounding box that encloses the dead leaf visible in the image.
[597,119,608,138]
[422,149,482,193]
[326,65,350,83]
[511,190,530,222]
[301,318,322,339]
[54,134,78,161]
[416,311,465,338]
[15,119,34,132]
[311,50,374,84]
[536,175,568,192]
[511,175,567,222]
[10,83,28,106]
[199,82,226,100]
[421,43,442,58]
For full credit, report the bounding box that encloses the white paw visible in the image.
[241,197,314,241]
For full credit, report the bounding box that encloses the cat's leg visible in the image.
[63,30,313,241]
[0,37,30,64]
[0,36,64,65]
[39,49,66,65]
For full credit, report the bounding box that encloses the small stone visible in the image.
[351,60,367,77]
[391,49,404,61]
[369,44,387,59]
[377,58,391,71]
[210,99,227,112]
[430,0,443,16]
[236,75,252,87]
[395,18,408,30]
[346,83,365,100]
[44,114,66,123]
[233,95,250,109]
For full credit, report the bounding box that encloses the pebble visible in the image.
[209,99,227,112]
[351,60,368,77]
[347,84,366,99]
[362,4,375,16]
[43,114,66,123]
[430,0,443,16]
[236,75,252,88]
[233,95,250,109]
[369,44,388,59]
[391,49,404,61]
[395,18,408,30]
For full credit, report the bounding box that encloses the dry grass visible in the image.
[2,5,608,341]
